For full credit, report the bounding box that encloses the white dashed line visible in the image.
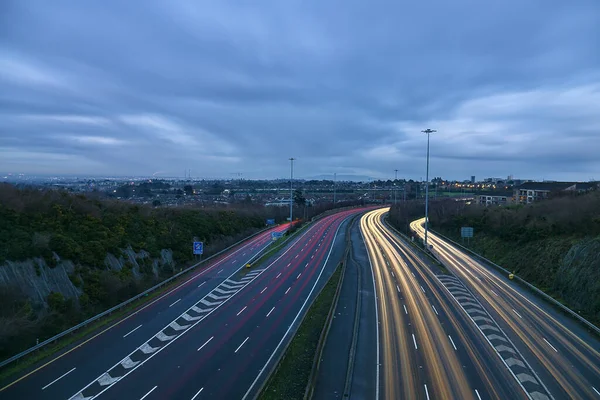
[396,285,401,293]
[191,387,204,400]
[218,268,225,274]
[420,285,426,293]
[235,337,249,353]
[237,306,247,316]
[42,367,76,390]
[198,282,206,288]
[592,386,600,396]
[512,309,523,319]
[169,299,181,308]
[305,263,309,268]
[491,289,499,296]
[412,333,418,350]
[123,324,142,338]
[267,307,275,317]
[311,255,314,259]
[197,336,214,351]
[431,304,438,315]
[424,384,430,400]
[285,287,291,294]
[403,305,408,314]
[297,273,301,279]
[448,335,457,350]
[276,273,282,278]
[475,389,482,400]
[295,255,299,259]
[287,263,291,267]
[411,272,415,278]
[260,287,268,294]
[140,386,157,400]
[391,271,395,278]
[543,338,558,352]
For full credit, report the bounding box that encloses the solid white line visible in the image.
[424,384,430,400]
[543,338,558,352]
[276,273,282,278]
[475,389,482,400]
[169,299,181,308]
[123,324,142,338]
[448,335,457,350]
[431,304,438,315]
[235,337,250,353]
[491,289,499,296]
[412,333,418,350]
[237,306,247,316]
[197,336,214,351]
[261,287,268,294]
[420,285,426,293]
[512,309,523,319]
[42,367,76,390]
[198,282,206,288]
[191,387,204,400]
[242,214,349,400]
[297,273,301,279]
[140,385,157,400]
[592,386,600,396]
[267,307,275,317]
[403,304,408,315]
[285,287,291,294]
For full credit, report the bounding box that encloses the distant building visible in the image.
[471,176,475,184]
[476,192,513,206]
[514,182,597,204]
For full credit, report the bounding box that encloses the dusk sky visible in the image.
[1,1,599,181]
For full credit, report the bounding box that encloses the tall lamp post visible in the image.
[333,172,337,205]
[422,129,436,251]
[394,169,398,204]
[289,157,295,230]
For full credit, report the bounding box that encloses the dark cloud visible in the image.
[1,0,599,180]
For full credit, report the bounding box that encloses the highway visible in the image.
[412,217,600,399]
[0,209,362,399]
[361,208,526,400]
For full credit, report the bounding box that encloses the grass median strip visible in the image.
[258,264,342,400]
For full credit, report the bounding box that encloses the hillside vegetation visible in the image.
[0,184,293,361]
[424,191,600,325]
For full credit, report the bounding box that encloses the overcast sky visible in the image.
[1,1,599,181]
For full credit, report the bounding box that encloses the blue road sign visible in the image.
[193,241,204,255]
[266,219,275,225]
[271,231,283,241]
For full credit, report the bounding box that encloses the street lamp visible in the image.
[333,172,337,205]
[394,169,398,205]
[422,128,436,251]
[289,157,295,230]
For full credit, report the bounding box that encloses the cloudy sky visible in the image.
[1,0,599,181]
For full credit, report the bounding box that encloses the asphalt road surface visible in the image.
[412,217,600,399]
[0,209,363,400]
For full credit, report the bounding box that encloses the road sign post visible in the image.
[193,241,204,255]
[460,227,474,245]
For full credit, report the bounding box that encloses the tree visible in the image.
[183,185,194,196]
[294,189,306,206]
[152,199,161,207]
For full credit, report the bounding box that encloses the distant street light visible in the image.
[289,157,295,229]
[422,128,436,250]
[394,169,398,205]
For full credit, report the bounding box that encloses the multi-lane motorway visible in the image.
[361,208,530,400]
[412,217,600,399]
[0,209,362,400]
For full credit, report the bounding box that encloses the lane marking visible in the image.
[592,387,600,396]
[297,273,302,279]
[403,304,408,315]
[448,335,457,350]
[295,255,299,259]
[311,255,315,259]
[475,389,482,400]
[411,272,415,278]
[512,309,523,319]
[237,306,247,316]
[276,273,282,279]
[491,289,499,296]
[543,338,558,352]
[431,304,438,315]
[412,333,418,350]
[140,385,157,400]
[123,325,143,338]
[266,307,275,317]
[305,263,309,268]
[391,271,395,277]
[169,299,181,308]
[285,287,291,295]
[218,269,224,274]
[198,282,206,288]
[42,367,76,390]
[260,287,268,294]
[191,387,204,400]
[235,337,250,353]
[424,384,430,400]
[287,263,291,267]
[420,285,426,293]
[197,336,214,351]
[396,285,401,293]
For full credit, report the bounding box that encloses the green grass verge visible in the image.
[258,264,342,400]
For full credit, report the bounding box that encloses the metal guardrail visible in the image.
[0,225,274,370]
[431,229,600,336]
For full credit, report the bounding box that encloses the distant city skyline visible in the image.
[1,1,599,181]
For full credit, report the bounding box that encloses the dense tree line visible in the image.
[413,191,600,324]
